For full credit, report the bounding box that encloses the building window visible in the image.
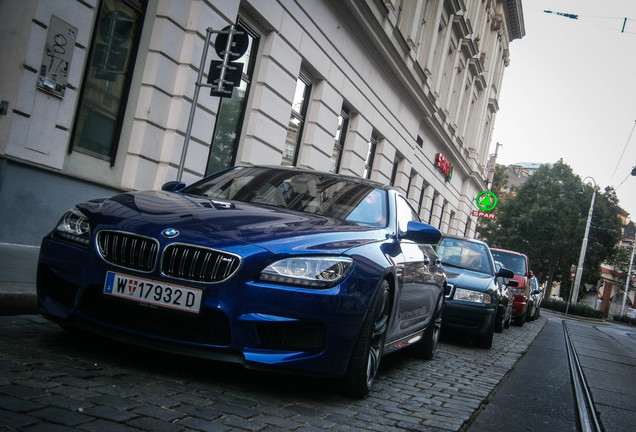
[390,159,399,186]
[406,169,414,197]
[69,0,146,163]
[283,73,311,166]
[330,106,349,173]
[416,135,423,147]
[418,181,427,215]
[439,200,447,230]
[428,191,438,225]
[206,19,259,175]
[363,133,377,179]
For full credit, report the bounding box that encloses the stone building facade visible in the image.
[0,0,524,245]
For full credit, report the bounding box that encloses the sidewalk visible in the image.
[0,242,39,315]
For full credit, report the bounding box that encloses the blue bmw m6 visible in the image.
[37,165,446,397]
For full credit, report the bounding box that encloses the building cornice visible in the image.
[504,0,525,40]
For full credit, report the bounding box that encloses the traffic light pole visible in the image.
[213,24,238,95]
[176,25,244,181]
[177,27,214,182]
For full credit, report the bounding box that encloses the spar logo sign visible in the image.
[434,153,453,182]
[472,191,497,220]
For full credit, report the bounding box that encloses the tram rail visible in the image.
[563,321,603,432]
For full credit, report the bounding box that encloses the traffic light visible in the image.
[207,25,248,97]
[207,61,243,97]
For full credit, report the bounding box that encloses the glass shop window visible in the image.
[69,0,145,163]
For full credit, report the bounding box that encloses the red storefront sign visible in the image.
[434,153,453,181]
[472,210,497,220]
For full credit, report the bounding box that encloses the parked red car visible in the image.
[490,248,532,326]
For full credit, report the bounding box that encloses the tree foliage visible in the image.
[477,160,623,300]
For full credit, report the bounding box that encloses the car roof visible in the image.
[490,248,528,258]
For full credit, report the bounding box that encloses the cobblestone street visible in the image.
[0,314,547,431]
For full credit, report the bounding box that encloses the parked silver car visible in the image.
[527,276,544,320]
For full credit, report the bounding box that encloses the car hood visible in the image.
[441,266,495,292]
[81,190,387,255]
[512,274,529,289]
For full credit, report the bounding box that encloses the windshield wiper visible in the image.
[441,261,486,274]
[440,261,464,269]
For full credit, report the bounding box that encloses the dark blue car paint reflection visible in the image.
[37,166,446,397]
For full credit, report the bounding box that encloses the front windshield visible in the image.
[491,251,527,275]
[184,167,388,227]
[436,238,493,275]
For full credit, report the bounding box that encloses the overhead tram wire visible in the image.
[544,10,636,35]
[612,120,636,180]
[616,170,634,191]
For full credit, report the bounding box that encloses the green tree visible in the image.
[477,164,508,238]
[477,160,623,300]
[491,164,509,193]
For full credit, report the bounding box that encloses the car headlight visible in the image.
[55,207,90,246]
[260,256,354,288]
[454,287,491,304]
[512,288,527,297]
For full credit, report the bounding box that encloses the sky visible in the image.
[490,0,636,219]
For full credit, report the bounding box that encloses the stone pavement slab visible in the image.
[0,242,39,315]
[0,312,548,431]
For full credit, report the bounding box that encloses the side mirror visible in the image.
[496,267,514,279]
[402,221,442,244]
[162,181,187,192]
[508,280,519,287]
[531,289,541,295]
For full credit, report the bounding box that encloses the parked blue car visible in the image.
[37,165,446,397]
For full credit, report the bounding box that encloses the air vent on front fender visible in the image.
[161,244,241,283]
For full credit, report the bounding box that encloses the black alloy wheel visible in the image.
[412,299,443,360]
[341,280,390,398]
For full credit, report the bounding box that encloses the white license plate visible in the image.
[103,271,202,314]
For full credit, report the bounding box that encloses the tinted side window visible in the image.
[396,195,420,235]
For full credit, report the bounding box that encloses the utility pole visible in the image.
[487,142,503,190]
[571,178,596,304]
[621,237,636,315]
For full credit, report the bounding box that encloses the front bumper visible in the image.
[442,300,496,338]
[512,294,528,317]
[36,236,375,377]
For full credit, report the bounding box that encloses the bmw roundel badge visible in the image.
[162,228,180,238]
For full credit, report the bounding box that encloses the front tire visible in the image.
[476,321,494,349]
[341,280,390,398]
[516,311,526,327]
[495,303,505,333]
